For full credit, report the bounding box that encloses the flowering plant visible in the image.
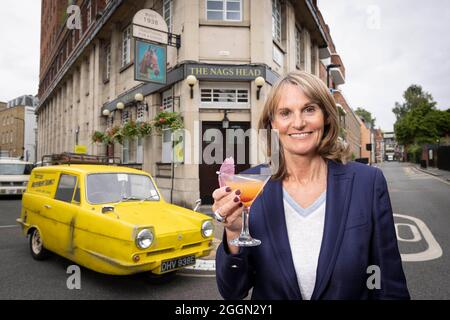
[152,111,184,133]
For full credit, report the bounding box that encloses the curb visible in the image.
[413,166,441,177]
[413,166,450,182]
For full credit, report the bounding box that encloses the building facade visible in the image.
[37,0,355,206]
[0,96,38,161]
[384,131,396,161]
[374,128,384,163]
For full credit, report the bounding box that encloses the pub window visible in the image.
[200,83,250,108]
[104,43,111,80]
[122,139,129,164]
[137,103,145,121]
[272,0,281,43]
[207,0,242,21]
[295,26,302,69]
[163,0,173,32]
[121,110,130,124]
[122,25,132,67]
[162,90,174,111]
[55,174,77,203]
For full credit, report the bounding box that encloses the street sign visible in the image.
[74,145,87,154]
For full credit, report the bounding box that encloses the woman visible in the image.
[212,71,410,300]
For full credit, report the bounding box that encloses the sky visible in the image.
[0,1,449,132]
[0,0,41,104]
[318,0,450,131]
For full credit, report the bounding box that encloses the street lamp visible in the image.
[326,63,341,89]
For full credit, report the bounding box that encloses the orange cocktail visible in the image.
[226,180,265,207]
[218,171,271,247]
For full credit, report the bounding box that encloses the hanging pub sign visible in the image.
[132,9,169,84]
[132,9,168,44]
[135,39,167,84]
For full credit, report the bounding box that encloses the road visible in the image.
[377,162,450,299]
[0,161,448,299]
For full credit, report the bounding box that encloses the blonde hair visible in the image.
[258,71,351,180]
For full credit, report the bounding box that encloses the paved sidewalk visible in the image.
[413,164,450,182]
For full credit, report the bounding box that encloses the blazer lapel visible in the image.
[310,160,355,300]
[261,179,302,299]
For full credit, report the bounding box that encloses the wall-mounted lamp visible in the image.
[255,76,265,100]
[186,75,197,99]
[116,102,125,110]
[134,93,144,102]
[222,110,229,129]
[102,109,110,116]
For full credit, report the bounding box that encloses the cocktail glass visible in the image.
[217,172,271,247]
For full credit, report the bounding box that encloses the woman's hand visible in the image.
[212,186,243,253]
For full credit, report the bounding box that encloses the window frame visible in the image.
[206,0,242,22]
[200,82,250,109]
[121,25,132,67]
[163,0,173,32]
[54,173,78,204]
[272,0,281,43]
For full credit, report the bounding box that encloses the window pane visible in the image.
[226,12,240,20]
[226,1,240,11]
[55,174,77,203]
[207,11,223,20]
[207,1,224,10]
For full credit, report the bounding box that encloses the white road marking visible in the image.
[395,223,422,242]
[0,225,19,229]
[177,273,216,278]
[394,213,443,262]
[185,259,216,271]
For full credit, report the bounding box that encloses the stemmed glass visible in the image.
[217,172,271,247]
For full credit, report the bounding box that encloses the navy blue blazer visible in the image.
[216,160,410,300]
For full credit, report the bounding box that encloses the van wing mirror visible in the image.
[193,199,201,212]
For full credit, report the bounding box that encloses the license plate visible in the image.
[7,189,16,194]
[160,255,196,273]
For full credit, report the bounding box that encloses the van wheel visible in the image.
[29,229,49,260]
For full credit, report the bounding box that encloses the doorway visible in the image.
[199,121,251,204]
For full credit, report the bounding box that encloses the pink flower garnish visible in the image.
[218,157,235,188]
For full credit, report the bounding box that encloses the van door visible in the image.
[46,173,80,255]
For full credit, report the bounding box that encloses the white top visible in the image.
[283,189,326,300]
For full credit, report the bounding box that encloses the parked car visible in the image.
[0,158,33,196]
[17,156,214,279]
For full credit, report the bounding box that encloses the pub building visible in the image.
[37,0,354,207]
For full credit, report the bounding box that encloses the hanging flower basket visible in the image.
[137,121,153,137]
[152,111,184,134]
[92,131,105,144]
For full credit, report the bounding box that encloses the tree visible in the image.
[393,84,450,161]
[392,85,436,121]
[355,107,376,128]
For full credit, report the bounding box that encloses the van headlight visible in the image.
[135,229,154,249]
[201,221,214,238]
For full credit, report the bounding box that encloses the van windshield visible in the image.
[0,163,31,175]
[86,173,160,204]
